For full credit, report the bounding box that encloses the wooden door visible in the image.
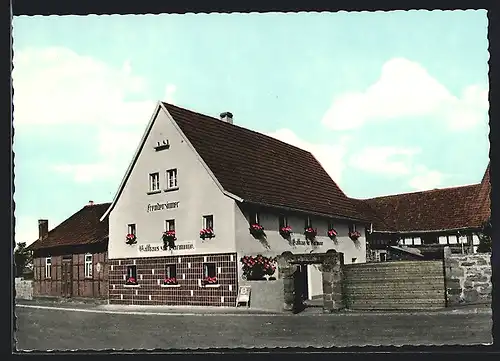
[61,258,73,298]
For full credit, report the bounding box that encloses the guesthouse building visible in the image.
[102,102,370,307]
[358,163,491,261]
[28,201,111,299]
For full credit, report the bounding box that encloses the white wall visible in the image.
[108,108,236,259]
[307,264,323,299]
[234,204,366,279]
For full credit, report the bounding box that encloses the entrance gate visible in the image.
[276,250,344,313]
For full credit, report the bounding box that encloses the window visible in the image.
[203,215,214,230]
[149,172,160,192]
[348,223,357,233]
[45,257,52,279]
[165,219,175,231]
[84,254,93,278]
[305,217,312,228]
[127,224,136,235]
[279,215,288,229]
[126,265,137,284]
[422,235,439,245]
[165,264,177,279]
[248,211,260,224]
[203,263,217,278]
[380,253,387,262]
[328,220,335,230]
[352,258,357,263]
[166,169,178,189]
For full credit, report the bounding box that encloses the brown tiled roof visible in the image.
[468,162,491,228]
[358,184,482,232]
[163,103,366,222]
[28,202,111,251]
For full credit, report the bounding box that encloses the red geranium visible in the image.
[163,277,178,285]
[304,227,317,240]
[203,276,218,285]
[126,277,137,285]
[200,228,215,240]
[279,226,293,239]
[125,233,137,245]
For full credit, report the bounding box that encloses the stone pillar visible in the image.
[277,252,296,312]
[443,246,463,306]
[321,250,345,312]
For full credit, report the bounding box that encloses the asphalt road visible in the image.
[14,306,492,350]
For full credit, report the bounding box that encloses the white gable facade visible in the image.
[104,102,366,308]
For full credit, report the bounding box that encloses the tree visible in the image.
[477,219,492,253]
[14,242,32,278]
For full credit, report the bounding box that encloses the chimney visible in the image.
[38,219,49,240]
[220,112,233,125]
[88,200,94,206]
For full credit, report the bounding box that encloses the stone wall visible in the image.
[15,277,33,300]
[443,247,492,306]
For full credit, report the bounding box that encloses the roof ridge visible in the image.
[162,102,313,156]
[361,183,481,201]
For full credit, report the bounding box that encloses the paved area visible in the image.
[14,302,493,350]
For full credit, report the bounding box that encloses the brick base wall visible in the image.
[108,252,238,307]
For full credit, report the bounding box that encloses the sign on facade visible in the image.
[236,286,251,307]
[138,241,195,255]
[146,201,180,213]
[290,238,324,247]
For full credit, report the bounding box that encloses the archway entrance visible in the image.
[276,250,345,314]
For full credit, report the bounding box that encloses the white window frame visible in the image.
[203,215,214,230]
[127,224,136,235]
[165,264,177,278]
[165,219,175,231]
[203,263,217,278]
[249,211,260,224]
[84,254,93,278]
[279,215,288,228]
[45,257,52,279]
[149,172,160,192]
[166,168,178,189]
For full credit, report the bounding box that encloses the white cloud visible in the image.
[322,57,488,131]
[13,47,159,127]
[265,128,350,183]
[14,216,40,246]
[349,146,421,176]
[349,145,444,191]
[408,165,444,191]
[13,46,177,184]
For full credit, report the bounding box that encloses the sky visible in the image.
[12,10,490,246]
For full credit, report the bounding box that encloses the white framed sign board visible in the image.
[236,286,251,308]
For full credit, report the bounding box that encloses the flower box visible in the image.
[202,276,218,286]
[200,228,215,240]
[241,254,277,280]
[249,224,265,238]
[163,277,178,286]
[304,227,317,240]
[162,231,177,249]
[125,277,138,286]
[349,231,361,241]
[125,234,137,245]
[327,228,338,240]
[279,226,293,239]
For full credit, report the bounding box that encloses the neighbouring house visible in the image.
[102,102,370,307]
[27,201,111,299]
[356,163,491,262]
